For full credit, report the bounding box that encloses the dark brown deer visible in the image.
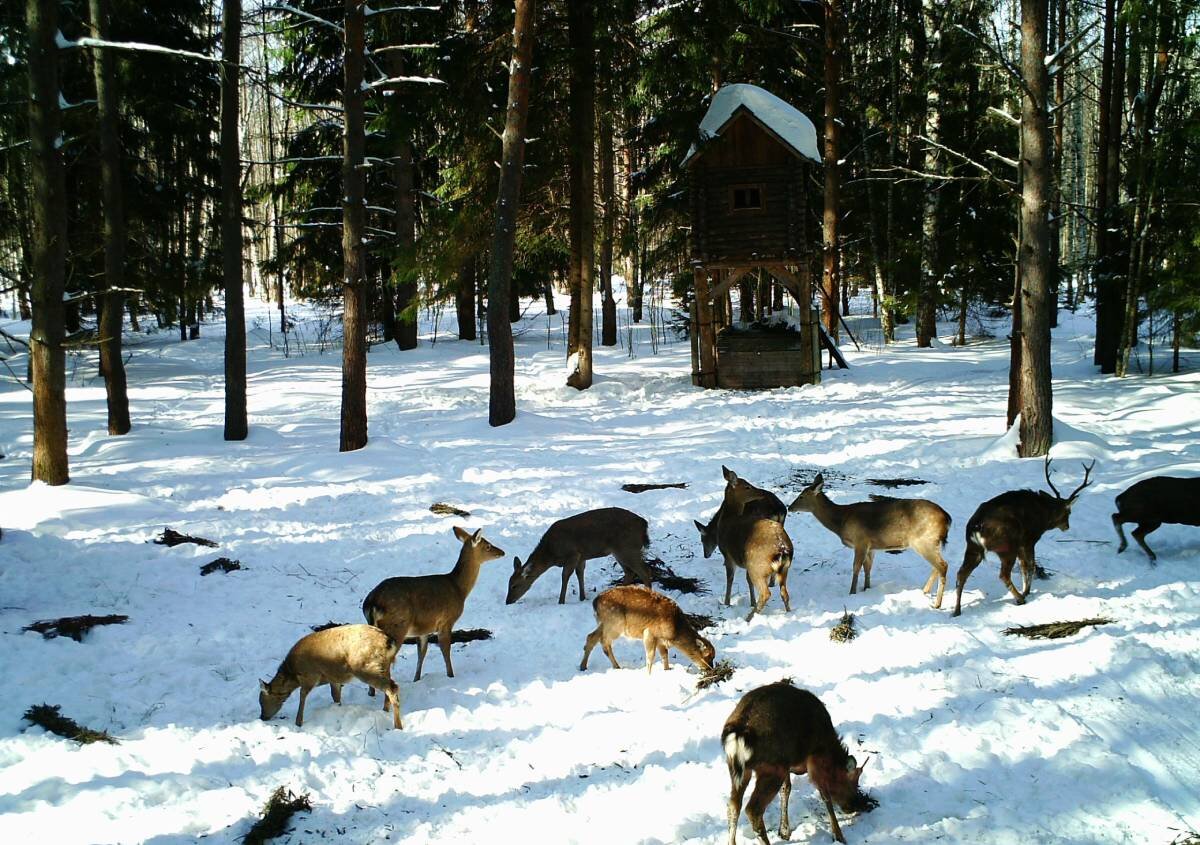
[695,513,793,620]
[579,585,715,674]
[1112,476,1200,562]
[788,474,952,608]
[505,507,653,604]
[259,624,403,729]
[952,458,1095,616]
[363,526,505,680]
[719,466,787,525]
[723,680,876,845]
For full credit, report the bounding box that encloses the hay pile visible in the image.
[1003,618,1114,640]
[696,659,735,690]
[23,704,118,745]
[829,610,857,642]
[242,787,312,845]
[154,528,217,548]
[24,614,128,642]
[430,502,470,517]
[200,557,243,576]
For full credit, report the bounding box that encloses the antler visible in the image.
[1043,455,1062,498]
[1067,460,1096,502]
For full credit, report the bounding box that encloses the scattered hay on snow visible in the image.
[866,477,928,488]
[829,609,857,642]
[154,528,217,548]
[696,659,735,691]
[241,787,312,845]
[23,704,118,745]
[620,482,688,494]
[684,612,718,631]
[1003,618,1114,640]
[24,614,128,642]
[430,502,471,518]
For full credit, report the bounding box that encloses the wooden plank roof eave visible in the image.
[684,105,816,169]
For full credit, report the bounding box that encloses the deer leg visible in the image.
[580,625,603,670]
[382,680,403,730]
[777,566,791,612]
[1018,550,1036,599]
[745,572,769,623]
[1112,513,1129,554]
[437,627,454,678]
[558,564,572,604]
[727,767,752,845]
[822,791,847,845]
[413,635,429,682]
[778,773,792,839]
[998,553,1023,604]
[601,636,621,669]
[330,683,342,705]
[745,770,785,845]
[862,549,875,591]
[295,685,312,728]
[616,548,654,588]
[849,548,865,594]
[659,643,671,670]
[952,541,987,617]
[643,630,657,675]
[575,558,588,601]
[1132,522,1160,562]
[920,545,949,609]
[724,559,736,607]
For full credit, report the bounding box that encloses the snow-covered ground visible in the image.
[1,294,1198,845]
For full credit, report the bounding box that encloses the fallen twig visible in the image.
[154,528,218,548]
[24,614,129,642]
[23,703,118,745]
[1003,618,1114,640]
[242,787,312,845]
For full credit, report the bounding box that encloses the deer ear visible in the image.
[845,755,857,772]
[259,679,268,692]
[813,473,825,490]
[453,526,470,542]
[722,465,735,482]
[513,557,522,573]
[471,528,483,544]
[694,519,707,534]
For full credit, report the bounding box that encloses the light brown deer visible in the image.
[258,623,403,729]
[505,507,653,605]
[788,474,952,608]
[695,513,793,621]
[579,585,715,674]
[952,458,1094,616]
[362,526,505,681]
[723,680,876,845]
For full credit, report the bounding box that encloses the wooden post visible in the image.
[693,268,717,388]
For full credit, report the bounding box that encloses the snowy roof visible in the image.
[681,83,821,167]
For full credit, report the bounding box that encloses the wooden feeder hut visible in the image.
[683,84,823,389]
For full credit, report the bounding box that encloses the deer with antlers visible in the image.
[952,457,1095,617]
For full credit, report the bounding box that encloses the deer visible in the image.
[717,465,787,525]
[952,457,1095,617]
[787,474,952,608]
[723,679,876,845]
[258,623,403,730]
[505,507,653,605]
[1112,475,1200,562]
[579,585,715,674]
[695,512,793,621]
[362,526,505,681]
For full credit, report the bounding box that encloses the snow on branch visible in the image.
[363,75,446,89]
[365,5,442,14]
[57,32,223,64]
[371,43,439,53]
[263,4,343,33]
[1045,19,1100,75]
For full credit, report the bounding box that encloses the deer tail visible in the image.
[723,728,753,792]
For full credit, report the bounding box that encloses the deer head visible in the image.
[787,473,825,513]
[1043,456,1096,531]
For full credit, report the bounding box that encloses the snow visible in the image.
[1,294,1199,844]
[682,84,822,167]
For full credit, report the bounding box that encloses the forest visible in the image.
[1,1,1199,844]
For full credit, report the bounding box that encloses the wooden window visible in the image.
[730,184,764,212]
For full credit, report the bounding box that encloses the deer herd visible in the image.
[258,461,1198,844]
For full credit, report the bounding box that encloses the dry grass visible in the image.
[154,528,217,548]
[23,704,118,745]
[1168,831,1200,845]
[1003,618,1114,640]
[609,559,707,595]
[620,482,688,494]
[684,612,718,631]
[829,609,857,642]
[696,659,736,690]
[24,614,129,642]
[242,787,312,845]
[430,502,470,518]
[200,557,243,576]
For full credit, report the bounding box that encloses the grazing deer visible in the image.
[723,680,875,845]
[952,458,1095,616]
[695,513,793,621]
[580,585,715,674]
[362,526,505,681]
[259,624,403,729]
[788,474,951,608]
[1112,475,1200,562]
[505,507,653,605]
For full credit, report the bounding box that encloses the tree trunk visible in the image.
[393,112,418,350]
[598,44,617,347]
[487,0,535,426]
[339,0,368,451]
[1048,0,1065,329]
[567,0,595,389]
[1016,0,1053,457]
[89,0,131,436]
[916,1,942,347]
[821,0,841,342]
[625,140,643,323]
[456,257,476,340]
[221,0,247,441]
[27,0,70,484]
[1096,1,1125,373]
